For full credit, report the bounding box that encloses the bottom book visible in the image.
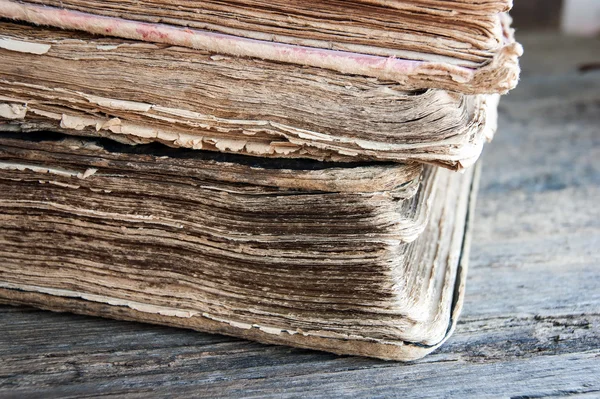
[0,132,479,361]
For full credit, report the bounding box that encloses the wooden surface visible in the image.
[1,32,599,398]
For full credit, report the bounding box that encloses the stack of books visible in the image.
[0,0,521,360]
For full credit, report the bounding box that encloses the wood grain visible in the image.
[0,32,599,398]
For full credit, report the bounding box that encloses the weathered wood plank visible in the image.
[0,32,599,398]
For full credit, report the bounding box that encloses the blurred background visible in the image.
[512,0,600,35]
[505,1,599,80]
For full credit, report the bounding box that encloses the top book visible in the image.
[0,0,522,94]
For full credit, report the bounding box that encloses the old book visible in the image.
[0,22,498,169]
[0,132,478,361]
[0,0,522,94]
[0,0,518,360]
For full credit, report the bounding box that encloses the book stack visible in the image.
[0,0,521,360]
